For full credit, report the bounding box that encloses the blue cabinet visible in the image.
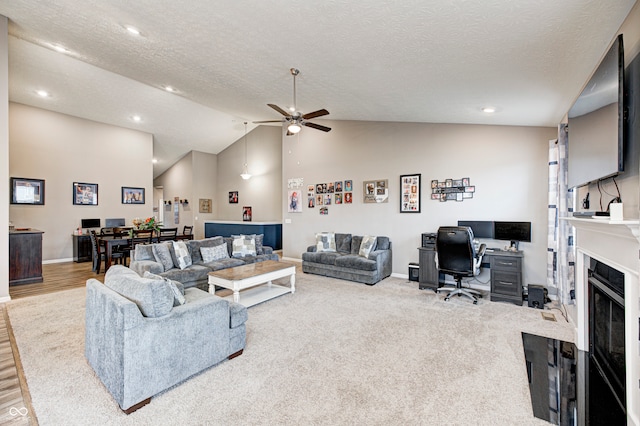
[204,221,282,250]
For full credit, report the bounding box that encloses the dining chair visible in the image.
[158,227,178,241]
[89,230,105,274]
[182,225,194,236]
[121,229,154,265]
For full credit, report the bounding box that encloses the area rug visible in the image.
[6,272,574,425]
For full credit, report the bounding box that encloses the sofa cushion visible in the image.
[152,242,175,272]
[172,240,192,270]
[203,257,246,271]
[232,235,257,258]
[359,235,377,258]
[134,244,155,261]
[188,236,225,263]
[376,236,391,251]
[161,264,211,284]
[315,232,336,252]
[335,233,352,253]
[143,271,186,306]
[334,255,378,271]
[201,244,229,262]
[104,265,174,317]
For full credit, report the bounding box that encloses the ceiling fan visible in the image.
[254,68,331,135]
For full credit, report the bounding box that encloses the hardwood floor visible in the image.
[1,261,96,425]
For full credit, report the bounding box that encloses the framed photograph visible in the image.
[335,193,342,204]
[229,191,238,204]
[73,182,98,205]
[288,190,302,213]
[242,206,252,221]
[344,180,353,192]
[122,186,145,204]
[344,192,353,204]
[199,198,212,213]
[10,177,45,205]
[363,179,388,203]
[400,174,421,213]
[308,197,315,208]
[335,181,343,192]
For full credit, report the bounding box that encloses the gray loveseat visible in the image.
[130,235,279,290]
[302,233,392,285]
[85,265,247,412]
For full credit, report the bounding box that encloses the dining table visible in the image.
[98,233,194,272]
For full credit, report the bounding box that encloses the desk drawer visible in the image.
[492,271,520,296]
[492,257,521,272]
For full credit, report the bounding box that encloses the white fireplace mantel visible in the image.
[563,216,640,426]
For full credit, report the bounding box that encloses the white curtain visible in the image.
[547,124,575,305]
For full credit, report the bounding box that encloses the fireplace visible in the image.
[566,217,640,425]
[588,258,626,412]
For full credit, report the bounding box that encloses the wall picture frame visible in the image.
[73,182,98,205]
[122,186,145,204]
[10,177,45,205]
[363,179,389,203]
[400,174,421,213]
[229,191,238,204]
[199,198,212,213]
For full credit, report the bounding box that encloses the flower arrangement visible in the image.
[131,217,162,235]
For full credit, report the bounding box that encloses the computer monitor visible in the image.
[81,218,100,229]
[457,220,494,239]
[494,221,531,249]
[105,218,126,228]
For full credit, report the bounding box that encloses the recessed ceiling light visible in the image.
[132,115,142,122]
[36,90,49,98]
[152,158,158,164]
[482,106,496,113]
[164,86,176,93]
[125,25,141,36]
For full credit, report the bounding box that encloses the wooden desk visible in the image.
[483,249,524,305]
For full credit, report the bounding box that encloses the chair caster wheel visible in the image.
[444,297,450,301]
[473,300,478,305]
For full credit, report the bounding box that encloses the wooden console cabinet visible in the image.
[9,229,44,285]
[72,234,92,262]
[485,250,524,305]
[418,246,445,291]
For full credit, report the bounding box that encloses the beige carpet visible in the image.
[6,272,574,425]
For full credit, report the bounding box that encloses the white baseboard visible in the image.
[281,257,302,263]
[0,296,11,303]
[43,258,74,264]
[391,273,409,279]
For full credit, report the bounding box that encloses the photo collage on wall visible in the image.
[430,177,475,202]
[308,180,353,215]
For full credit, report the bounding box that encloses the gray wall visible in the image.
[281,120,556,289]
[9,102,154,261]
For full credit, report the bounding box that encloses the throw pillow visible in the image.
[315,232,336,252]
[105,266,174,317]
[172,240,192,270]
[232,235,257,258]
[143,271,186,306]
[152,242,175,272]
[359,235,377,258]
[201,244,229,262]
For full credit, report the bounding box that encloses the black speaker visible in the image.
[408,262,419,282]
[528,285,545,309]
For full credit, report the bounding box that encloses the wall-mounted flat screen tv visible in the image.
[567,34,624,188]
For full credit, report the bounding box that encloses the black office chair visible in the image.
[435,226,486,304]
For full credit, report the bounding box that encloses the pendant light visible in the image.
[240,122,252,180]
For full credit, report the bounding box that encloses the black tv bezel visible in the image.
[494,221,532,243]
[457,220,494,239]
[567,34,625,188]
[81,218,101,229]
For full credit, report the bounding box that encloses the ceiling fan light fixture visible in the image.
[288,123,302,134]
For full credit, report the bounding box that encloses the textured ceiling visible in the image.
[0,0,637,177]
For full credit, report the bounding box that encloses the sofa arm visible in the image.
[130,260,163,276]
[369,249,392,278]
[263,246,274,255]
[306,245,317,252]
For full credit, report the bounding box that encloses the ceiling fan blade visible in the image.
[253,120,283,124]
[304,122,332,132]
[268,104,291,117]
[302,109,329,120]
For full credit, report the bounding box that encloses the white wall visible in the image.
[1,16,9,301]
[282,120,556,290]
[216,125,282,221]
[9,103,154,261]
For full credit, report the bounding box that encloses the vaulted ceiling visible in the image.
[0,0,636,176]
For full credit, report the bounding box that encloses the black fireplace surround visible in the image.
[588,258,626,414]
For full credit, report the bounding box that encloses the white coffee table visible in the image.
[208,260,296,307]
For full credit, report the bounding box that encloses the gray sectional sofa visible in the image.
[130,235,278,290]
[85,265,247,412]
[302,233,392,285]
